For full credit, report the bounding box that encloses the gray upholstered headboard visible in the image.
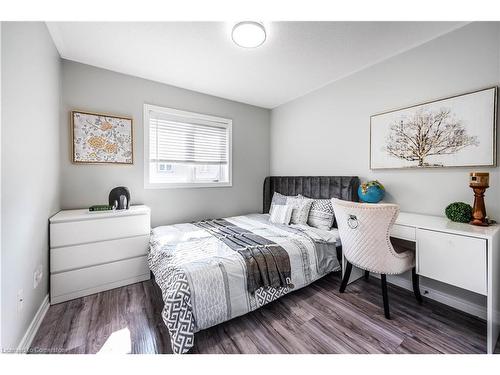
[263,176,360,213]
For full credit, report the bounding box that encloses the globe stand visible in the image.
[470,187,489,226]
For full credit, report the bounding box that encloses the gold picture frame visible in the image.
[71,110,134,165]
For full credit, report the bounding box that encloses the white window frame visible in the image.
[143,104,232,189]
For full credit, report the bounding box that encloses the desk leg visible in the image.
[342,254,363,285]
[487,235,500,354]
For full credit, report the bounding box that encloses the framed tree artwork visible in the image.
[370,87,497,169]
[72,110,133,164]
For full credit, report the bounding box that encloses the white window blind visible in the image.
[144,104,232,188]
[149,111,228,165]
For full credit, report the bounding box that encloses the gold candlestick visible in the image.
[469,172,489,226]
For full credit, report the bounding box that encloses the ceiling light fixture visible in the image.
[231,21,266,48]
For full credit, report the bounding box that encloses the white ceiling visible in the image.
[47,22,467,108]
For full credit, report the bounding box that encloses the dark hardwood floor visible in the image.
[30,272,500,354]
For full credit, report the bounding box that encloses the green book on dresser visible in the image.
[88,204,114,212]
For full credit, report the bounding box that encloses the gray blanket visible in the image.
[193,219,292,293]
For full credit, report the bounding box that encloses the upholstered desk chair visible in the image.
[331,198,422,319]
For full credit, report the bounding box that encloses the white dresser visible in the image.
[49,205,151,304]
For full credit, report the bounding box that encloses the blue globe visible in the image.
[358,181,385,203]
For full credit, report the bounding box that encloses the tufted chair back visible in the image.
[331,198,415,275]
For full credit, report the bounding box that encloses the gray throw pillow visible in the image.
[287,195,313,225]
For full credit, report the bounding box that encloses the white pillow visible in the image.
[269,204,293,225]
[286,196,313,225]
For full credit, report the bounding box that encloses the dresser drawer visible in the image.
[50,235,150,273]
[50,256,150,303]
[390,224,416,241]
[416,229,487,295]
[50,214,150,247]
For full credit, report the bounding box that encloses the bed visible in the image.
[148,176,360,353]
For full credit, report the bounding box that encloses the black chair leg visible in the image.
[412,267,423,304]
[364,270,369,281]
[339,261,352,293]
[381,274,391,319]
[336,246,342,270]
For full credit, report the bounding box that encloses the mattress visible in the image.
[148,213,341,353]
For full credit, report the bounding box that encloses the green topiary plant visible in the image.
[445,202,473,223]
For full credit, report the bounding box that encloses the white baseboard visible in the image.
[16,294,49,353]
[372,274,487,320]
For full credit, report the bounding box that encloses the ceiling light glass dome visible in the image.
[231,21,266,48]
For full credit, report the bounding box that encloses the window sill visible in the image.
[144,181,233,189]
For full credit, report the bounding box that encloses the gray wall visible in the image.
[1,22,61,349]
[271,22,500,307]
[61,61,270,227]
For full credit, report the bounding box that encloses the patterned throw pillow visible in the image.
[269,204,293,225]
[270,191,289,205]
[306,197,336,230]
[287,196,313,225]
[269,192,293,216]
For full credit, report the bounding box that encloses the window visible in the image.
[144,104,232,188]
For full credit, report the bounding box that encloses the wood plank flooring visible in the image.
[30,272,500,354]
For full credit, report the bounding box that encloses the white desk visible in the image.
[343,211,500,354]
